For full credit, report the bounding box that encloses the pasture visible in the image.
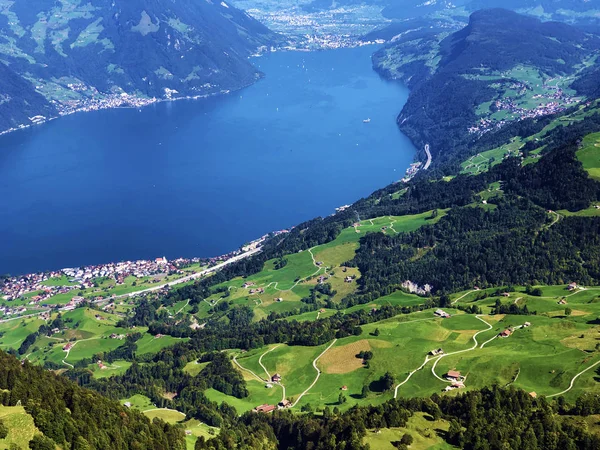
[577,132,600,181]
[0,405,40,450]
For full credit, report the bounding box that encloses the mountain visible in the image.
[0,351,185,449]
[372,9,600,172]
[0,0,281,133]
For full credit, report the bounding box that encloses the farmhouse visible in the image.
[499,329,512,338]
[63,343,74,351]
[278,400,292,409]
[272,373,282,383]
[429,348,445,356]
[344,276,353,283]
[567,282,578,291]
[444,381,465,391]
[253,404,276,414]
[446,370,463,381]
[434,309,451,318]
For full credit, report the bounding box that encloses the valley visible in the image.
[2,2,600,449]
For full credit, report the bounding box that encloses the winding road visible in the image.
[291,339,337,408]
[547,358,600,398]
[394,354,440,398]
[430,315,493,382]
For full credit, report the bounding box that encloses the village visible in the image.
[468,82,582,137]
[0,229,288,320]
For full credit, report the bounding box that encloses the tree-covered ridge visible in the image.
[0,351,186,449]
[373,8,600,172]
[192,386,600,449]
[0,0,281,133]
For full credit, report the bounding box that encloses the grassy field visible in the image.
[143,408,186,424]
[0,405,41,450]
[192,286,600,415]
[121,394,155,410]
[577,132,600,181]
[461,101,600,175]
[200,211,446,322]
[363,412,454,450]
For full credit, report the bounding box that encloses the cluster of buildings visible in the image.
[444,370,465,391]
[56,91,158,117]
[0,305,27,317]
[246,5,386,49]
[401,162,423,183]
[61,257,181,282]
[0,256,202,306]
[469,84,581,137]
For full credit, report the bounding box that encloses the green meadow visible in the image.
[577,132,600,181]
[0,405,41,450]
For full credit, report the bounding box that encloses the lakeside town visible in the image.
[0,230,288,319]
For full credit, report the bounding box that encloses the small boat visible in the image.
[363,118,371,123]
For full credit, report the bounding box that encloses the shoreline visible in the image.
[1,43,415,278]
[0,41,385,140]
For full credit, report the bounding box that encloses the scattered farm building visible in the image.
[272,373,282,383]
[253,404,276,414]
[567,282,579,291]
[434,309,451,318]
[278,400,292,409]
[341,386,348,391]
[499,329,512,338]
[446,370,463,381]
[430,348,445,356]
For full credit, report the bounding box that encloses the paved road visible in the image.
[423,144,432,170]
[291,339,337,408]
[0,247,261,324]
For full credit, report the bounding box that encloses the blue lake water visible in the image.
[0,46,414,275]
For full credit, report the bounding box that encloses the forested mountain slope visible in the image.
[0,0,280,133]
[0,351,185,449]
[373,9,600,172]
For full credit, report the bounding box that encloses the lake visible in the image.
[0,45,414,275]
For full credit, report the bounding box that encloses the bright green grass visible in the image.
[363,412,454,450]
[183,420,219,450]
[65,337,123,362]
[121,394,154,410]
[183,360,209,377]
[200,212,445,322]
[204,378,283,414]
[0,405,41,450]
[577,132,600,181]
[0,318,45,349]
[143,408,186,424]
[558,207,600,217]
[92,360,132,378]
[135,334,187,356]
[40,275,78,287]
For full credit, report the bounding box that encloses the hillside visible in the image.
[373,8,600,173]
[0,0,280,133]
[0,351,185,449]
